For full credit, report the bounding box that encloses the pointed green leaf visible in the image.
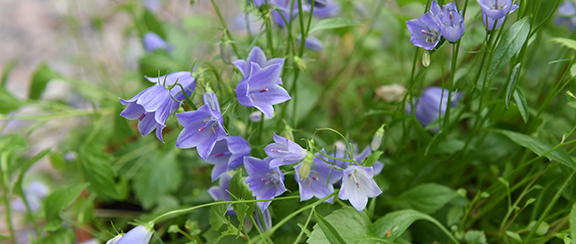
[133,151,182,209]
[487,17,530,82]
[571,202,576,240]
[309,17,363,33]
[44,183,89,231]
[505,63,521,108]
[309,207,391,244]
[0,87,23,114]
[30,63,63,100]
[387,183,458,214]
[228,171,255,231]
[363,151,383,167]
[314,210,347,244]
[370,209,459,243]
[513,88,529,123]
[80,145,118,199]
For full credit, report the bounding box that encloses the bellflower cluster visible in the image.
[235,46,290,118]
[338,166,382,212]
[119,72,196,142]
[264,133,307,168]
[142,32,171,53]
[406,86,462,128]
[244,157,287,212]
[556,0,576,31]
[407,1,465,49]
[478,0,519,30]
[294,149,342,203]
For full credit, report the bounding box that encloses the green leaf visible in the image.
[209,204,228,231]
[571,202,576,240]
[487,17,530,82]
[1,59,17,87]
[309,207,389,244]
[133,151,182,209]
[551,37,576,51]
[0,134,28,152]
[43,228,75,244]
[80,145,118,199]
[142,10,166,38]
[363,151,383,167]
[113,103,135,143]
[505,231,522,242]
[12,149,50,197]
[387,183,458,214]
[313,210,347,244]
[493,129,576,170]
[228,171,255,232]
[505,63,521,108]
[29,63,63,100]
[370,209,458,243]
[0,86,22,114]
[513,88,529,123]
[309,17,363,33]
[44,183,89,231]
[465,230,487,244]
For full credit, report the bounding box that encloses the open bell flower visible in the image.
[294,149,342,203]
[406,12,442,50]
[405,86,462,128]
[119,72,196,142]
[235,62,291,118]
[204,136,251,181]
[556,0,576,31]
[176,104,227,159]
[264,133,307,168]
[438,3,465,42]
[338,166,382,212]
[233,46,284,83]
[478,0,519,30]
[244,157,287,212]
[113,224,154,244]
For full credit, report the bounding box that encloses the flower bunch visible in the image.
[406,1,465,50]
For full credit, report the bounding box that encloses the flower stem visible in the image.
[0,153,16,244]
[209,0,240,58]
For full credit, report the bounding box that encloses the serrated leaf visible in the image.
[0,87,22,114]
[30,63,63,100]
[309,17,363,33]
[513,88,529,123]
[551,37,576,51]
[387,183,458,214]
[487,17,530,82]
[313,210,347,244]
[43,183,89,231]
[505,63,521,108]
[80,145,118,199]
[133,151,182,209]
[363,151,383,167]
[228,171,255,232]
[494,129,576,170]
[370,209,456,242]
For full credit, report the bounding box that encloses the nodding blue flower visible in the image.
[405,86,462,128]
[297,36,324,51]
[142,32,171,53]
[176,104,227,159]
[481,4,519,30]
[208,172,236,215]
[204,136,251,181]
[114,224,154,244]
[11,182,49,213]
[233,46,284,81]
[438,3,465,42]
[203,92,221,113]
[556,0,576,31]
[269,0,301,27]
[294,149,342,203]
[265,133,307,168]
[244,157,286,212]
[331,142,385,176]
[406,12,442,50]
[308,0,341,19]
[235,62,291,118]
[120,72,195,142]
[478,0,516,20]
[255,208,272,232]
[308,0,327,7]
[338,166,382,212]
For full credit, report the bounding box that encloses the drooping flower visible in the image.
[556,0,576,31]
[244,157,287,212]
[208,172,235,215]
[203,92,221,113]
[297,36,324,51]
[478,0,519,30]
[255,208,272,232]
[338,166,382,212]
[331,142,385,176]
[11,181,49,213]
[438,3,465,42]
[114,224,154,244]
[406,12,442,50]
[204,136,251,181]
[120,71,195,142]
[405,86,462,128]
[308,0,341,19]
[370,125,385,151]
[265,133,307,168]
[294,149,342,202]
[142,32,171,53]
[176,104,227,159]
[235,62,291,118]
[233,46,284,81]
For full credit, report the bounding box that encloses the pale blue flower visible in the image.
[265,133,307,168]
[176,104,227,159]
[338,166,382,212]
[244,157,286,212]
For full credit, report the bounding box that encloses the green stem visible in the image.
[1,153,16,244]
[293,208,314,244]
[209,0,240,58]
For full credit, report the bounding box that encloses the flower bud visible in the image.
[294,56,307,71]
[298,152,315,180]
[370,125,385,151]
[422,51,430,67]
[282,124,294,142]
[219,41,231,63]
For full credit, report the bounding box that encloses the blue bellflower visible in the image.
[269,0,301,27]
[255,208,273,232]
[308,0,341,19]
[338,166,382,212]
[120,72,196,142]
[294,150,342,203]
[143,32,171,53]
[234,46,284,82]
[406,12,442,50]
[332,142,384,176]
[405,86,462,127]
[438,3,465,42]
[298,36,324,51]
[114,224,154,244]
[556,0,576,31]
[264,133,307,168]
[203,92,221,113]
[478,0,519,30]
[244,157,287,212]
[235,62,291,118]
[176,104,227,159]
[204,136,251,181]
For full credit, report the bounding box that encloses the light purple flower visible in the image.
[11,181,49,212]
[255,208,272,232]
[332,143,384,176]
[235,62,291,118]
[143,32,171,53]
[203,92,221,113]
[438,3,465,42]
[482,3,519,30]
[120,71,195,142]
[478,0,516,20]
[244,157,286,212]
[556,0,576,31]
[208,172,235,215]
[308,0,341,19]
[294,150,341,202]
[406,12,442,50]
[176,104,227,159]
[204,136,251,181]
[298,36,324,51]
[269,0,301,27]
[265,133,307,168]
[115,225,153,244]
[233,46,284,81]
[338,166,382,212]
[405,86,462,127]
